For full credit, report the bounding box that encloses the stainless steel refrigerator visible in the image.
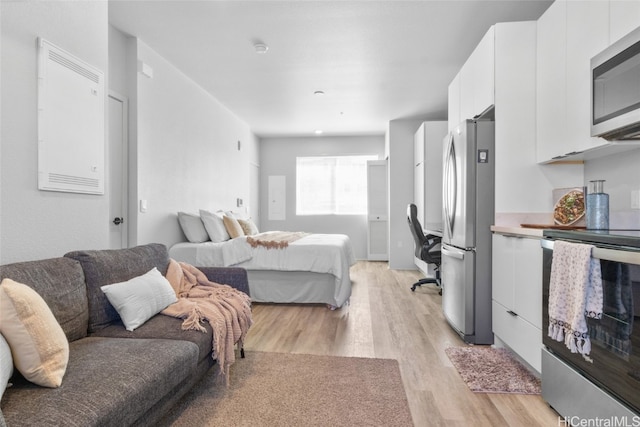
[441,119,494,345]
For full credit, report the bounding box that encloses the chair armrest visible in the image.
[198,267,250,296]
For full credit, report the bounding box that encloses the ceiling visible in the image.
[109,0,553,138]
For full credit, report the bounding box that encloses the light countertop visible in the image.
[490,225,544,238]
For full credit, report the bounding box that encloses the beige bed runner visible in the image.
[246,231,310,249]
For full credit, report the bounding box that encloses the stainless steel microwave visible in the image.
[591,26,640,140]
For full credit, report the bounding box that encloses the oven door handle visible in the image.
[541,238,640,265]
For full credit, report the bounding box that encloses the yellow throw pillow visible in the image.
[223,215,245,239]
[0,278,69,388]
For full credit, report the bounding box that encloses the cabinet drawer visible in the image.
[492,301,542,373]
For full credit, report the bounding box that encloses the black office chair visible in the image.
[407,203,442,294]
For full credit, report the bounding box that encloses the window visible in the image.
[296,155,377,215]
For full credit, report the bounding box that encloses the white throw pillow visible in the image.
[200,209,230,242]
[101,267,177,331]
[177,212,210,243]
[0,334,13,399]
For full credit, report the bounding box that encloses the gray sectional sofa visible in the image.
[0,243,250,427]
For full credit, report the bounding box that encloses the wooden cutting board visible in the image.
[520,224,587,230]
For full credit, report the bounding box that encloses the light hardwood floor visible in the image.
[243,261,560,426]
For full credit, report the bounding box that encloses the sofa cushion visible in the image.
[100,267,177,331]
[0,336,198,427]
[0,278,69,388]
[0,257,88,342]
[64,244,170,333]
[91,314,214,364]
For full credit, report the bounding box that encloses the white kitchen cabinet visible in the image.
[536,0,568,162]
[414,121,447,229]
[536,0,640,163]
[367,160,388,261]
[457,26,495,123]
[448,72,461,131]
[565,0,610,154]
[492,233,543,373]
[450,21,558,214]
[471,26,495,117]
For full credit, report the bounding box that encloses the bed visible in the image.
[169,232,356,308]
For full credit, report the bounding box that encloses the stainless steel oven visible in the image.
[541,230,640,419]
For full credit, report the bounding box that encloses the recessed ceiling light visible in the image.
[314,130,323,135]
[314,90,325,96]
[254,43,269,54]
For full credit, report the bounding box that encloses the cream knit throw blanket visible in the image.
[161,260,252,383]
[246,231,310,249]
[548,240,603,356]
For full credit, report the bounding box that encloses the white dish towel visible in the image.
[548,240,603,355]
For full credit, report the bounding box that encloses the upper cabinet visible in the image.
[449,21,562,213]
[460,26,495,123]
[448,73,461,132]
[536,0,640,163]
[448,27,495,130]
[536,0,567,161]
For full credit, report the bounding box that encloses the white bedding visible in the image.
[169,233,356,308]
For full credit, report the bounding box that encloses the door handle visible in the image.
[507,310,518,317]
[113,217,124,225]
[441,245,464,260]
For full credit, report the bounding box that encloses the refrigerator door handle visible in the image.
[443,133,456,238]
[441,245,464,260]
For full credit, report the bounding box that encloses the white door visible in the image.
[367,160,388,260]
[108,92,128,249]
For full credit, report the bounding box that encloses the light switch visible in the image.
[631,190,640,210]
[140,199,148,213]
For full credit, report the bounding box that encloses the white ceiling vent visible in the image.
[37,38,105,195]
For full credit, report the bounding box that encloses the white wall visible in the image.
[129,38,258,247]
[0,7,258,264]
[109,26,260,248]
[1,1,109,263]
[259,135,385,260]
[387,118,425,269]
[585,148,640,229]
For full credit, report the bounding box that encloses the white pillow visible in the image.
[0,334,13,399]
[200,209,230,242]
[101,268,177,331]
[177,212,210,243]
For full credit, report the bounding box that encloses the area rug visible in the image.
[158,351,414,426]
[445,346,541,395]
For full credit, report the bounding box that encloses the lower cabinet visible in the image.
[492,233,543,373]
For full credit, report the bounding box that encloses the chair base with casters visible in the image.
[410,269,442,294]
